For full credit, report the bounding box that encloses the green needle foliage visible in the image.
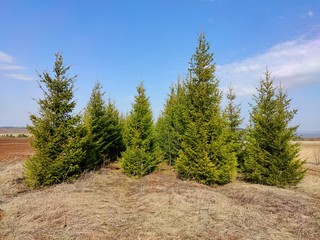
[224,86,244,167]
[175,33,237,186]
[82,82,125,170]
[224,86,243,133]
[243,69,305,187]
[24,53,85,188]
[121,82,158,177]
[155,79,187,165]
[105,100,126,161]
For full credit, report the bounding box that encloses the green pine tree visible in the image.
[224,86,244,167]
[155,78,186,165]
[82,82,108,169]
[24,53,85,188]
[121,82,158,177]
[82,82,125,170]
[105,99,126,161]
[243,69,305,187]
[224,86,242,132]
[175,33,237,186]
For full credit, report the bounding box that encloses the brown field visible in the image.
[0,139,320,239]
[0,138,33,164]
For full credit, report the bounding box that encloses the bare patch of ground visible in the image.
[0,138,33,164]
[0,140,319,239]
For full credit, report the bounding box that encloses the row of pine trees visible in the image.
[24,33,305,189]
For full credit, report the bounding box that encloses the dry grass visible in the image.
[299,141,320,164]
[299,141,320,181]
[0,143,320,239]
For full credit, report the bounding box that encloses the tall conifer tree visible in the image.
[105,99,125,161]
[121,83,158,177]
[82,82,125,170]
[83,82,108,169]
[24,53,85,188]
[155,79,186,165]
[175,33,237,186]
[244,69,305,187]
[224,86,244,166]
[224,86,242,132]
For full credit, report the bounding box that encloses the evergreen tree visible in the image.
[121,82,158,177]
[224,86,242,132]
[175,33,237,186]
[243,69,305,187]
[82,82,125,170]
[82,82,108,169]
[155,79,186,165]
[105,99,126,161]
[24,53,85,188]
[224,86,244,166]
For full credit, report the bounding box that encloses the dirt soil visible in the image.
[0,140,319,239]
[0,138,33,164]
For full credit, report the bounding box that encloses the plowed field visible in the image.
[0,138,33,163]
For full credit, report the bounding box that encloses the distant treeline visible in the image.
[297,132,320,139]
[0,133,28,138]
[0,127,28,133]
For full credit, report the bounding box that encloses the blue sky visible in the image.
[1,0,319,131]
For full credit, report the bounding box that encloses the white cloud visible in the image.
[302,11,315,19]
[0,63,25,70]
[4,73,36,81]
[0,51,14,63]
[307,11,314,17]
[217,37,320,96]
[0,51,35,81]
